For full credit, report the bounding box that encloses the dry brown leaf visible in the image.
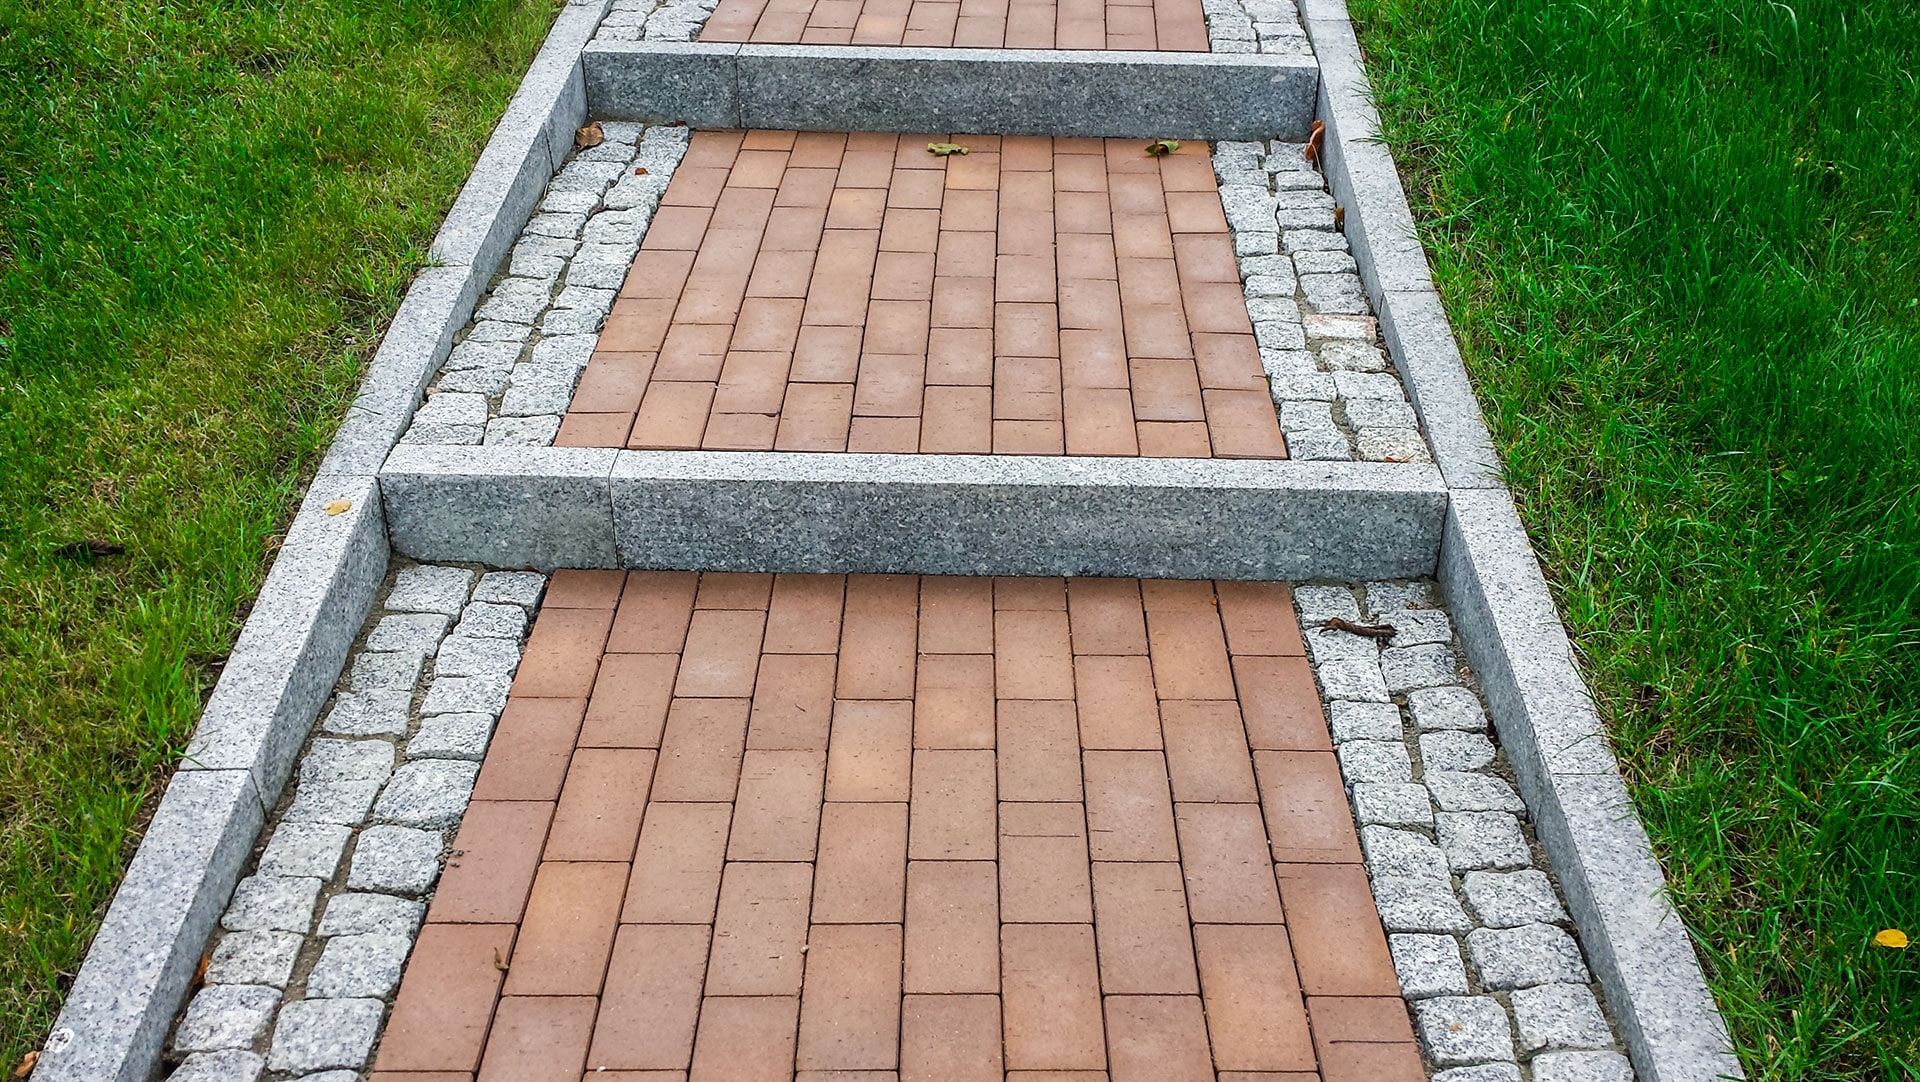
[325,499,352,516]
[14,1051,40,1078]
[1334,205,1346,231]
[1304,119,1326,165]
[1324,616,1397,639]
[575,122,605,149]
[634,166,649,175]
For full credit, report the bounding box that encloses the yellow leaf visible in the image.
[1145,139,1181,156]
[927,142,969,157]
[325,499,352,516]
[1873,928,1909,948]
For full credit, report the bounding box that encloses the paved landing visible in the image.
[367,571,1421,1082]
[560,130,1288,458]
[698,0,1211,50]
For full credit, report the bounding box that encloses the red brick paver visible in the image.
[560,132,1287,459]
[698,0,1211,50]
[373,571,1420,1080]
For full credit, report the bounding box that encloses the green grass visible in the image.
[1348,0,1920,1076]
[0,0,558,1066]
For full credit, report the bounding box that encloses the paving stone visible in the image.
[346,825,444,895]
[1467,923,1591,989]
[1246,296,1303,325]
[463,319,532,344]
[1380,642,1458,693]
[1300,272,1369,312]
[365,612,450,656]
[305,933,413,999]
[472,571,546,609]
[1337,739,1412,783]
[372,759,479,829]
[222,876,322,933]
[1293,248,1359,274]
[285,1072,357,1082]
[447,337,525,369]
[1358,427,1432,462]
[348,650,424,692]
[283,775,383,826]
[265,998,384,1073]
[1234,229,1279,256]
[1304,623,1381,664]
[1280,422,1350,459]
[451,601,531,642]
[169,1050,266,1082]
[483,414,562,445]
[300,739,394,786]
[1409,686,1490,731]
[407,711,497,761]
[205,929,303,987]
[1329,701,1402,743]
[1277,204,1337,231]
[1390,933,1470,999]
[1427,771,1527,813]
[257,822,352,880]
[434,364,512,397]
[433,635,524,679]
[1421,731,1496,772]
[1412,995,1515,1066]
[1344,396,1419,429]
[1530,1050,1635,1082]
[1320,339,1390,371]
[1353,782,1434,827]
[1383,607,1452,646]
[1511,983,1614,1052]
[1255,317,1308,351]
[172,984,281,1052]
[413,391,488,429]
[1316,656,1391,702]
[1462,869,1567,928]
[387,565,474,615]
[1243,272,1296,297]
[1365,580,1444,614]
[316,892,424,938]
[532,333,598,371]
[399,420,482,445]
[1438,812,1530,870]
[1283,229,1350,252]
[319,691,410,737]
[1432,1065,1522,1082]
[1360,825,1449,880]
[420,673,512,717]
[1373,874,1472,933]
[500,363,581,416]
[1218,185,1277,232]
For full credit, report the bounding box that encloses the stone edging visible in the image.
[1296,2,1746,1079]
[28,4,612,1080]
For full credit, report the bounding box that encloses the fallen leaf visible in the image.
[927,142,970,157]
[1145,139,1181,156]
[1304,119,1326,165]
[1874,928,1909,948]
[1324,616,1397,639]
[56,539,124,559]
[325,499,352,516]
[575,122,605,149]
[13,1051,38,1078]
[634,166,649,175]
[494,948,511,973]
[1334,205,1346,231]
[193,951,211,987]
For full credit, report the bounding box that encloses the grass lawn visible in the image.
[1349,0,1919,1076]
[0,0,558,1066]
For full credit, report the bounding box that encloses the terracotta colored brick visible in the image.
[797,923,904,1070]
[621,250,698,300]
[556,410,635,448]
[1215,580,1304,654]
[1070,656,1159,750]
[746,653,838,750]
[1159,699,1258,802]
[1274,865,1399,997]
[847,414,919,452]
[365,1073,474,1082]
[900,994,1002,1082]
[574,352,656,414]
[1102,996,1212,1082]
[838,575,918,697]
[1231,655,1331,751]
[623,802,733,924]
[689,996,801,1082]
[913,652,995,748]
[908,749,996,859]
[676,609,766,697]
[996,699,1081,801]
[708,862,814,995]
[602,298,676,353]
[927,326,993,384]
[812,802,909,922]
[1192,924,1315,1071]
[1063,578,1146,653]
[608,571,700,653]
[515,607,614,697]
[994,609,1073,698]
[472,697,585,803]
[919,385,992,453]
[903,860,999,992]
[374,923,515,1072]
[590,924,712,1070]
[652,697,750,802]
[993,417,1063,453]
[1205,388,1289,459]
[1173,803,1283,923]
[429,801,552,925]
[918,577,994,652]
[476,995,597,1082]
[825,699,914,802]
[1001,924,1106,1071]
[655,323,731,381]
[630,382,715,449]
[1191,332,1265,390]
[1090,861,1198,994]
[1255,751,1362,864]
[1061,386,1137,455]
[1306,997,1424,1082]
[1136,420,1211,457]
[1081,750,1177,861]
[765,573,847,653]
[729,749,827,860]
[932,275,994,330]
[999,801,1093,923]
[776,382,854,450]
[580,653,679,748]
[1144,606,1235,699]
[546,748,656,862]
[505,861,626,995]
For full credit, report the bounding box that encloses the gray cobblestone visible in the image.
[1381,607,1452,646]
[1529,1051,1635,1082]
[421,673,512,717]
[1438,812,1531,870]
[364,613,450,656]
[1413,995,1514,1066]
[346,825,444,895]
[283,775,383,826]
[1390,933,1470,998]
[483,414,563,445]
[1420,731,1496,772]
[316,893,424,938]
[1426,771,1527,813]
[1357,427,1432,463]
[1300,272,1370,313]
[1360,825,1450,880]
[170,1050,266,1082]
[1319,339,1389,371]
[1344,395,1419,428]
[1304,624,1381,664]
[1512,983,1613,1052]
[1432,1066,1521,1082]
[434,636,524,678]
[1462,869,1567,928]
[205,930,303,988]
[222,876,321,933]
[1408,686,1490,731]
[1381,643,1460,693]
[411,391,488,429]
[173,984,280,1052]
[472,572,545,609]
[305,933,412,999]
[407,712,497,761]
[299,739,394,786]
[1315,656,1391,702]
[1293,584,1362,623]
[256,822,352,880]
[454,601,531,640]
[372,760,479,829]
[1338,739,1413,783]
[347,649,423,692]
[386,566,474,615]
[1329,701,1402,743]
[318,691,410,737]
[1353,783,1434,827]
[1373,874,1473,933]
[1365,580,1443,614]
[265,998,383,1073]
[1468,923,1591,989]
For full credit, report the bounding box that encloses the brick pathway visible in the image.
[698,0,1211,50]
[368,570,1421,1081]
[559,130,1287,458]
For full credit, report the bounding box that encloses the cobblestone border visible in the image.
[1298,1,1745,1079]
[162,565,543,1082]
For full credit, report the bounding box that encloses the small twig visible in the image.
[1323,616,1396,639]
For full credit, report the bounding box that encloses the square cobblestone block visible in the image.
[1462,869,1566,928]
[1408,685,1488,731]
[346,825,444,895]
[1361,825,1450,880]
[305,933,413,999]
[348,650,424,693]
[1530,1051,1635,1082]
[372,760,479,829]
[265,998,384,1073]
[169,1050,266,1082]
[1352,782,1433,827]
[1425,771,1526,813]
[1337,739,1412,783]
[1412,995,1514,1066]
[1511,982,1614,1052]
[365,613,451,656]
[1390,932,1469,999]
[1380,642,1458,693]
[407,712,498,761]
[315,892,425,938]
[1420,731,1496,772]
[472,571,547,609]
[257,822,352,880]
[283,776,384,827]
[319,691,410,738]
[1372,874,1472,933]
[206,930,303,988]
[1467,923,1591,990]
[222,876,322,933]
[1438,811,1530,870]
[172,984,281,1052]
[386,566,475,615]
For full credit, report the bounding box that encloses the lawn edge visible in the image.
[28,3,611,1079]
[1298,3,1748,1080]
